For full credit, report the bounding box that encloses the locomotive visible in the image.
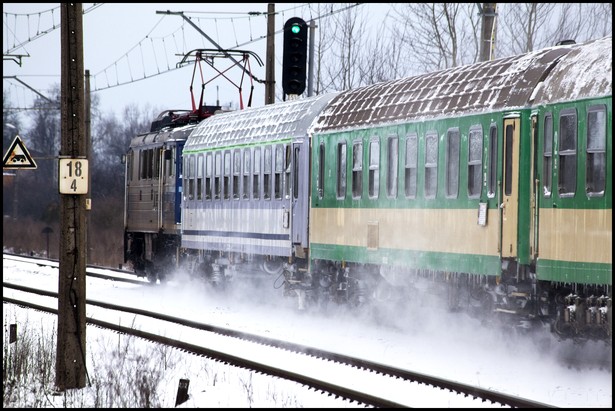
[124,37,612,341]
[123,106,219,282]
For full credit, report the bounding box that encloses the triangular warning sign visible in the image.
[3,135,37,169]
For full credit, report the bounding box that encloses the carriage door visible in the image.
[291,140,309,249]
[501,117,520,258]
[173,142,185,224]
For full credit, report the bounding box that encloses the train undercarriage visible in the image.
[124,230,181,283]
[125,237,612,342]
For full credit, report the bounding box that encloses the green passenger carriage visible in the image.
[308,37,611,339]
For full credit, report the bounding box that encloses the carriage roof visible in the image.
[129,122,196,150]
[185,92,338,151]
[531,36,611,105]
[312,41,591,133]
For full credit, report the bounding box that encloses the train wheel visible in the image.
[477,290,496,324]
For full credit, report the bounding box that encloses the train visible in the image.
[124,36,612,341]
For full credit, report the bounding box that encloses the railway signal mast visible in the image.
[282,17,308,98]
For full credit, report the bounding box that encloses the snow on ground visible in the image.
[3,254,612,407]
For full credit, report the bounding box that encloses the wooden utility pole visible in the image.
[56,2,87,390]
[479,3,497,62]
[85,69,92,256]
[265,3,275,104]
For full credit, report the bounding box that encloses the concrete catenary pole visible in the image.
[265,3,275,104]
[56,2,87,390]
[307,19,316,97]
[479,3,497,62]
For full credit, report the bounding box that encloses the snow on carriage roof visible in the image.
[183,37,611,147]
[312,39,610,134]
[531,36,612,105]
[184,92,339,151]
[129,121,196,149]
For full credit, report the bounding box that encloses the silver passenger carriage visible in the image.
[181,93,338,283]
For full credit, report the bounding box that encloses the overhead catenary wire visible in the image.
[3,3,363,108]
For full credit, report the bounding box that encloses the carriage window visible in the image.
[243,149,251,200]
[139,150,144,180]
[274,145,284,200]
[264,146,272,200]
[542,113,553,197]
[144,149,151,180]
[224,151,231,200]
[253,148,261,200]
[293,146,300,200]
[196,154,203,200]
[170,148,175,177]
[586,105,606,196]
[187,155,195,200]
[142,149,151,180]
[181,156,187,197]
[127,150,134,182]
[162,149,170,180]
[165,148,173,178]
[152,148,159,180]
[424,132,438,199]
[468,126,483,198]
[177,149,183,179]
[139,150,146,180]
[205,153,212,200]
[337,141,347,199]
[487,124,497,198]
[368,139,380,199]
[504,124,514,196]
[352,141,363,199]
[285,145,292,199]
[387,135,399,198]
[233,149,241,200]
[317,142,325,199]
[558,108,577,196]
[404,133,418,199]
[150,149,155,179]
[446,128,460,198]
[214,152,222,200]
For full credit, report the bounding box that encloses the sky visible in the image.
[3,3,389,125]
[3,252,612,407]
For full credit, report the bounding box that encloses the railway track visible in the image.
[4,277,555,408]
[3,252,145,285]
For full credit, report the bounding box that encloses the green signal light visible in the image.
[291,24,301,34]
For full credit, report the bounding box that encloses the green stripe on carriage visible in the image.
[536,260,612,285]
[310,243,501,276]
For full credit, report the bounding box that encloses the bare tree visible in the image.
[549,3,612,44]
[592,3,613,38]
[27,86,61,160]
[309,4,337,95]
[316,3,368,92]
[370,2,612,78]
[3,90,22,152]
[388,3,480,74]
[90,103,157,197]
[497,3,612,54]
[499,3,557,53]
[357,11,407,85]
